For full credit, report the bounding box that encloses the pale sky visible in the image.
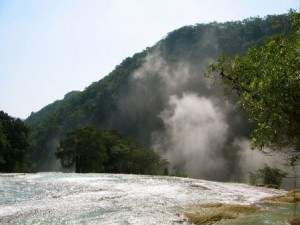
[0,0,298,119]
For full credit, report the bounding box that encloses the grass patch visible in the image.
[183,203,261,225]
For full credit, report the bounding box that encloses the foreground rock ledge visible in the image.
[262,189,300,203]
[183,203,260,225]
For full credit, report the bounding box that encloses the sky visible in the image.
[0,0,298,119]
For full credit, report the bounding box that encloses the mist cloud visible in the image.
[113,30,280,182]
[152,93,230,179]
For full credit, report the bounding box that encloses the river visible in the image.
[0,173,292,224]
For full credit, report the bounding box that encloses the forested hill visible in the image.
[25,14,293,180]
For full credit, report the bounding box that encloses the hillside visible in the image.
[25,14,293,180]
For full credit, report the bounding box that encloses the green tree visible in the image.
[250,165,287,188]
[208,11,300,159]
[0,111,29,172]
[107,139,165,175]
[56,126,167,174]
[0,124,8,166]
[56,126,108,173]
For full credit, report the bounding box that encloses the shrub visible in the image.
[249,165,287,188]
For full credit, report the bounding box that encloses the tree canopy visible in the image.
[56,126,108,173]
[208,11,300,159]
[56,126,167,174]
[0,111,29,172]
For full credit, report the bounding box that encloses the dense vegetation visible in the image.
[208,11,300,162]
[25,13,295,173]
[249,165,287,188]
[0,111,29,172]
[56,126,167,174]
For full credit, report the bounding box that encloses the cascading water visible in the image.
[0,173,291,224]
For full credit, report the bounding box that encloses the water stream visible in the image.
[0,173,292,224]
